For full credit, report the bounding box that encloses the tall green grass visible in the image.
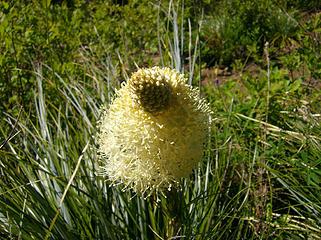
[1,1,321,239]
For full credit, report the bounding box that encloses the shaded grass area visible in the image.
[1,0,321,239]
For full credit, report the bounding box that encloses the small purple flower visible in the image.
[215,79,219,84]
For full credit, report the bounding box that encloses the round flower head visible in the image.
[98,67,211,195]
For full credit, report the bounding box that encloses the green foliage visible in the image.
[0,0,158,120]
[288,0,321,10]
[1,0,321,239]
[201,0,299,65]
[204,50,321,238]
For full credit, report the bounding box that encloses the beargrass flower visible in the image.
[98,67,211,195]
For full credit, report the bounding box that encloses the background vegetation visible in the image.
[0,0,320,239]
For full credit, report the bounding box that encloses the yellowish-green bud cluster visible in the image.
[128,68,174,113]
[98,67,211,196]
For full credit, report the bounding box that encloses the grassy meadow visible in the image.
[0,0,321,239]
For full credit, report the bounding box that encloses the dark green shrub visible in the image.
[0,0,158,119]
[201,0,299,66]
